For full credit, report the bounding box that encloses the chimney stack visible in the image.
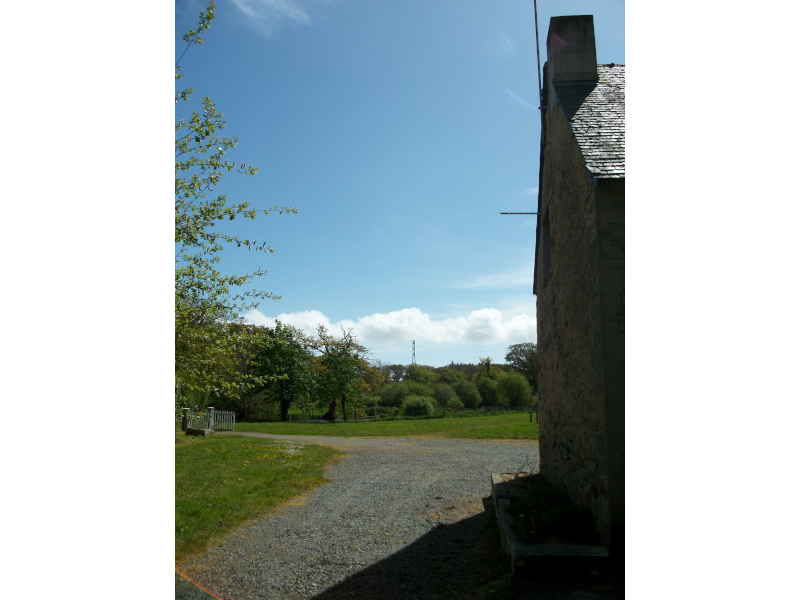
[546,15,598,83]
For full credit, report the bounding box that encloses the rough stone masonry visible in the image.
[534,14,625,557]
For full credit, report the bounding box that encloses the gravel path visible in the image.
[176,433,540,600]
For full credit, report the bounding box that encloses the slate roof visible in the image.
[553,64,625,178]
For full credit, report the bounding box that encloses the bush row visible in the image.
[378,371,535,410]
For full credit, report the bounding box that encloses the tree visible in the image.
[405,364,437,384]
[195,322,273,417]
[400,395,435,417]
[443,362,480,380]
[175,1,296,406]
[475,357,503,380]
[432,383,458,408]
[437,368,464,384]
[451,379,481,409]
[504,343,538,393]
[380,380,434,407]
[470,357,506,407]
[313,326,370,421]
[361,365,384,395]
[246,322,315,421]
[370,359,393,385]
[388,364,407,382]
[378,382,406,407]
[496,371,532,408]
[446,397,464,411]
[474,376,505,407]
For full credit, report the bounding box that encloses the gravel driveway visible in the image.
[176,432,540,600]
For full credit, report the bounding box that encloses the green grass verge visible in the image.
[175,433,342,562]
[236,412,538,440]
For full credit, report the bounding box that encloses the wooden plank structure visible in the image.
[180,407,236,431]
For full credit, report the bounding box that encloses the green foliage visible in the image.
[496,371,532,408]
[505,343,538,393]
[435,362,480,380]
[246,322,315,421]
[378,382,405,407]
[379,380,434,407]
[437,368,464,384]
[432,382,458,407]
[371,360,394,385]
[445,397,464,410]
[176,321,272,412]
[361,365,384,395]
[174,2,296,406]
[317,345,368,419]
[405,364,437,384]
[388,364,407,382]
[400,394,436,416]
[292,393,317,422]
[474,376,506,407]
[475,357,503,380]
[451,379,481,409]
[313,326,370,420]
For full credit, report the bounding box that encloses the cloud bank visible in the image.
[242,307,536,345]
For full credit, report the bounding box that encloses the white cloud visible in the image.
[228,0,322,37]
[241,308,337,331]
[243,307,536,345]
[522,187,538,196]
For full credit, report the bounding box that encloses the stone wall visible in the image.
[536,90,612,548]
[595,177,625,557]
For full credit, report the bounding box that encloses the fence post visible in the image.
[181,408,189,431]
[207,407,214,430]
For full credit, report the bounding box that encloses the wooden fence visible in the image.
[179,407,236,431]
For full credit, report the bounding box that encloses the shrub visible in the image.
[451,379,481,409]
[432,383,458,407]
[437,368,464,384]
[446,397,464,410]
[400,394,435,416]
[380,381,434,407]
[405,364,437,384]
[474,377,507,407]
[496,371,532,408]
[379,382,406,407]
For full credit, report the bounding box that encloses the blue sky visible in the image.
[176,0,625,367]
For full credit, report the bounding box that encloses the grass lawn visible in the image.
[236,412,539,440]
[175,432,343,563]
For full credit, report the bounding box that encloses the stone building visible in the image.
[533,15,625,557]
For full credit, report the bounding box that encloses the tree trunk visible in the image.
[280,398,290,422]
[321,399,337,421]
[340,394,347,421]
